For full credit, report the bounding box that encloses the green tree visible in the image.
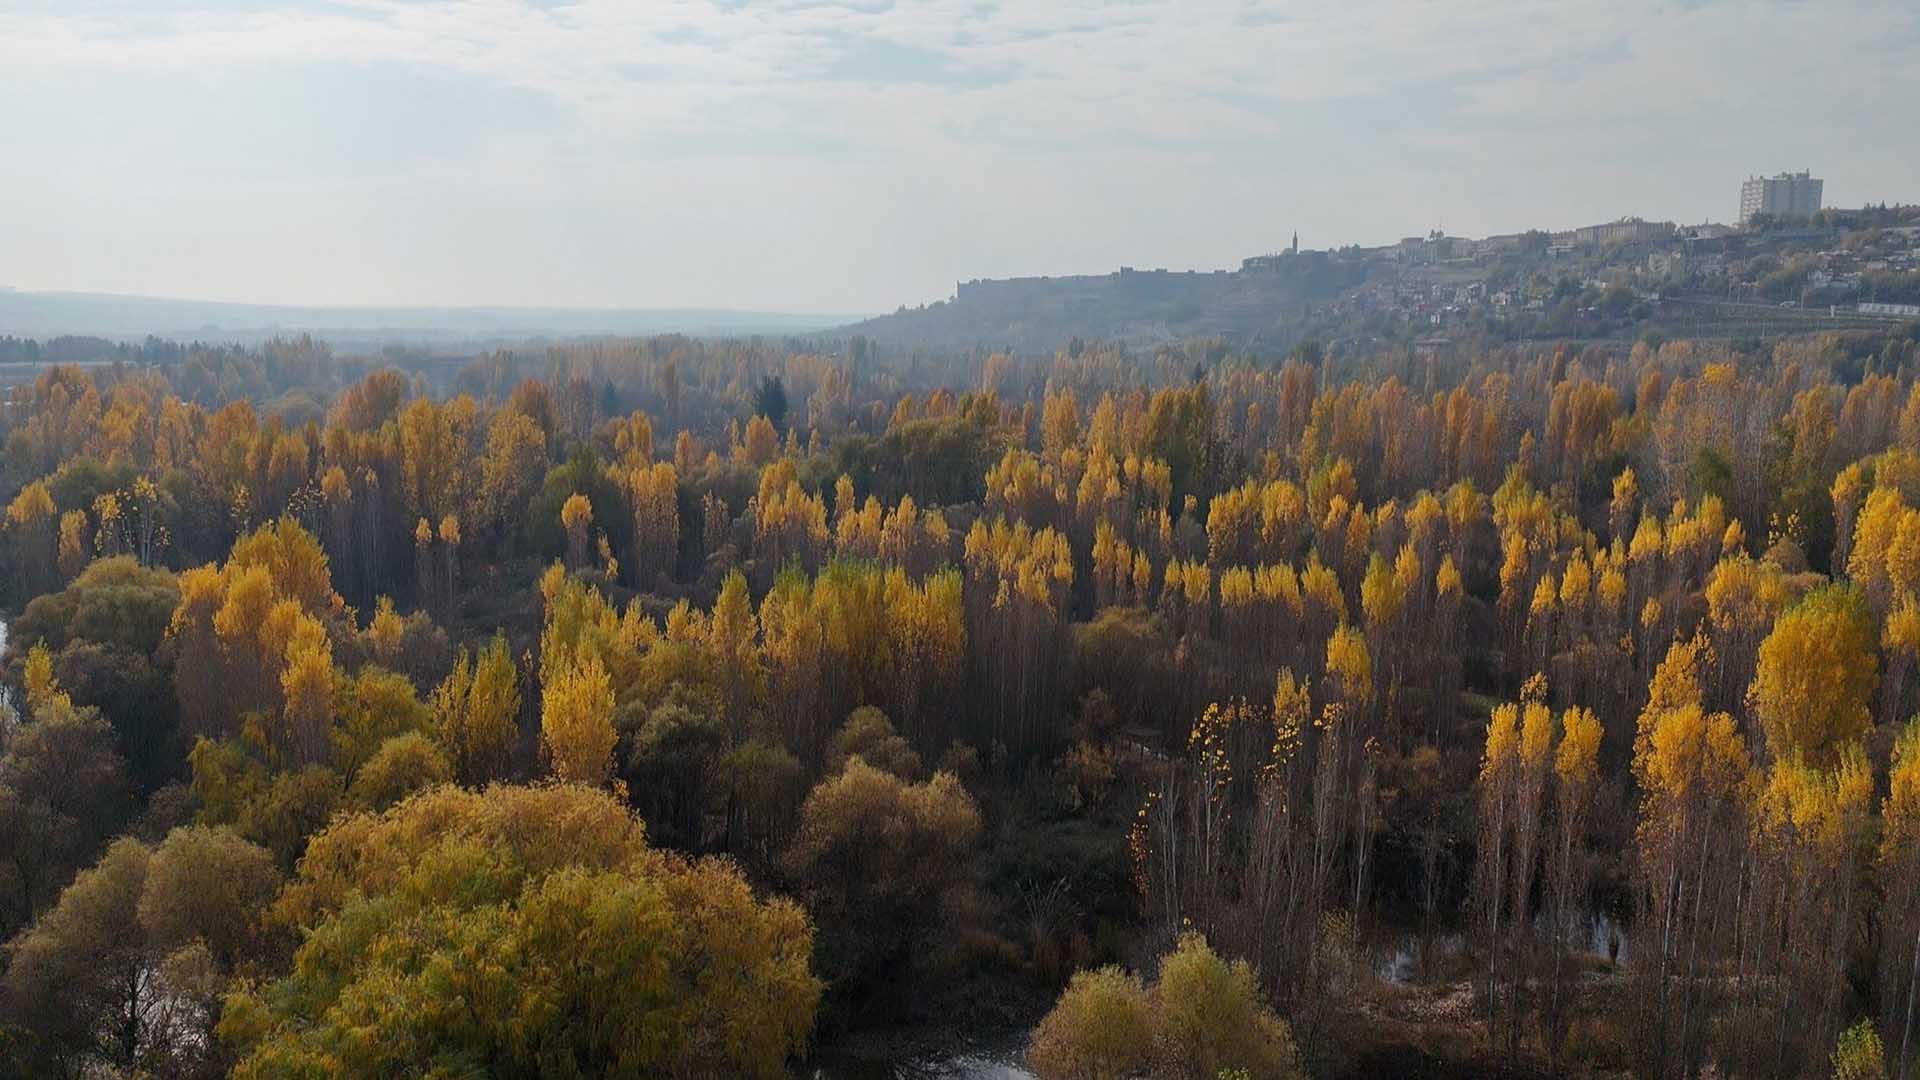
[1,838,152,1075]
[136,825,282,972]
[755,376,789,434]
[785,759,980,1003]
[827,705,923,779]
[346,732,451,811]
[0,698,131,932]
[329,664,432,779]
[2,826,276,1077]
[221,784,818,1078]
[621,700,728,848]
[1830,1019,1886,1080]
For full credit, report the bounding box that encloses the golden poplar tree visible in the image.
[629,461,680,587]
[1879,721,1920,1077]
[1749,584,1877,766]
[1631,655,1750,1077]
[560,493,593,571]
[541,654,617,788]
[432,633,522,786]
[1544,705,1601,1068]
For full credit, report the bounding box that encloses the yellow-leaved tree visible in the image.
[5,480,59,599]
[276,614,335,767]
[1632,635,1751,1079]
[168,517,343,743]
[629,460,679,587]
[541,653,617,788]
[1737,749,1873,1075]
[1749,584,1878,767]
[1027,966,1153,1080]
[1881,721,1920,1078]
[1472,678,1555,1055]
[431,632,522,786]
[1027,933,1302,1080]
[561,492,593,571]
[1544,705,1602,1069]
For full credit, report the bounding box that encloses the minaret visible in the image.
[1291,230,1299,255]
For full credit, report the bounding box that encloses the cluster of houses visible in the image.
[1246,210,1920,329]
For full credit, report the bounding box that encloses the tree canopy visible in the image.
[222,783,819,1079]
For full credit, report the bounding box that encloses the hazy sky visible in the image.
[2,0,1916,314]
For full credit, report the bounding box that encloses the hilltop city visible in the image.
[850,171,1920,355]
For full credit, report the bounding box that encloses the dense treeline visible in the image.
[0,335,192,370]
[3,323,1920,1077]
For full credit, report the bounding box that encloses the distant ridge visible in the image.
[0,289,868,346]
[842,255,1365,353]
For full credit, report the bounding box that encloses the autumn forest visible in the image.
[4,326,1920,1078]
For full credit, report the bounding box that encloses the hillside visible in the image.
[845,252,1365,353]
[845,213,1920,355]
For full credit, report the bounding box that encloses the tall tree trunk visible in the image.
[1656,854,1680,1077]
[1901,921,1918,1080]
[1484,802,1507,1052]
[1680,813,1712,1078]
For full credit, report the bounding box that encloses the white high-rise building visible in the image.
[1739,171,1823,224]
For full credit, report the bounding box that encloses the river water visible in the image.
[1374,911,1630,985]
[807,1033,1035,1079]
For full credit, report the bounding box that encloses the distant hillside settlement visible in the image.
[847,207,1920,355]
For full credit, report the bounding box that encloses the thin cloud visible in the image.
[0,0,1915,310]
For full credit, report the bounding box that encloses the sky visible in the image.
[1,0,1917,315]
